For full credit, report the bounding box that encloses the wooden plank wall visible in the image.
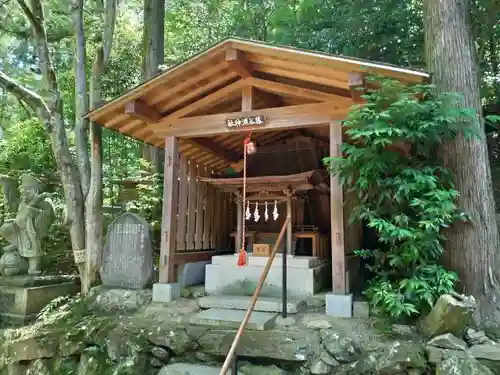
[171,155,233,253]
[343,188,363,254]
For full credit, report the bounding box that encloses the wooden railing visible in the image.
[218,216,291,375]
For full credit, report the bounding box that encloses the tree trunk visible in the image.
[424,0,500,320]
[71,0,90,199]
[83,0,117,293]
[141,0,165,172]
[16,0,87,256]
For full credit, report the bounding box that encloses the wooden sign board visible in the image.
[226,115,266,128]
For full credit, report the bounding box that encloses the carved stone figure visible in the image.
[0,174,55,276]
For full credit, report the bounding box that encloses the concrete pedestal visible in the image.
[0,275,79,326]
[152,283,180,303]
[325,293,353,318]
[205,254,328,297]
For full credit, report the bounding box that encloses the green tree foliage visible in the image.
[324,78,475,318]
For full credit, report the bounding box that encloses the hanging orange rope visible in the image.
[237,132,254,267]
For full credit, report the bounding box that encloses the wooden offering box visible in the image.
[253,243,270,257]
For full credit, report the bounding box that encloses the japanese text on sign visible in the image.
[226,115,266,128]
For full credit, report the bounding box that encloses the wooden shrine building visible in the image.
[87,38,429,305]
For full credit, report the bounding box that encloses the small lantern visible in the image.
[246,141,256,155]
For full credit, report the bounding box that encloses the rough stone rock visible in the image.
[52,357,79,374]
[5,363,28,375]
[275,316,296,327]
[158,363,243,375]
[150,357,165,368]
[391,324,415,337]
[238,362,287,375]
[436,355,494,375]
[418,294,476,339]
[321,329,361,362]
[59,336,86,356]
[426,346,468,365]
[466,329,489,346]
[469,343,500,361]
[105,324,149,361]
[87,286,152,313]
[197,328,321,362]
[25,359,51,375]
[148,327,194,356]
[77,347,110,375]
[6,337,57,362]
[109,355,150,375]
[427,333,468,351]
[309,359,332,374]
[151,345,172,362]
[319,351,339,367]
[354,341,427,374]
[194,351,221,365]
[306,319,332,330]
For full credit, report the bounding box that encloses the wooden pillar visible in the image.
[286,196,293,255]
[330,121,346,294]
[236,196,242,253]
[159,136,180,284]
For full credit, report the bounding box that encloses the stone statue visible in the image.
[0,174,55,276]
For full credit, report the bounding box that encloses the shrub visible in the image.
[324,77,474,318]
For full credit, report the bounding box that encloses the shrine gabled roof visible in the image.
[85,38,430,170]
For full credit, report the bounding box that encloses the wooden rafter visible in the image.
[125,99,161,123]
[247,77,349,103]
[254,63,350,90]
[187,137,240,162]
[138,79,246,139]
[226,48,254,78]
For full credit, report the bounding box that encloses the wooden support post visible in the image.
[159,136,180,284]
[330,121,345,294]
[242,86,254,111]
[286,196,293,255]
[236,196,243,253]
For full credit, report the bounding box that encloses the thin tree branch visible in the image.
[17,0,60,101]
[15,0,43,32]
[0,70,49,119]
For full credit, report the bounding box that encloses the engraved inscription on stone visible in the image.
[0,291,16,310]
[100,212,153,289]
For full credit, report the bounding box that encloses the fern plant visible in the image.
[324,77,475,318]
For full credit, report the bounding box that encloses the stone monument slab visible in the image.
[100,212,153,289]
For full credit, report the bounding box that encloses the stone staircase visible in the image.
[189,295,307,331]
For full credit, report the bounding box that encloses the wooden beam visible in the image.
[348,72,366,104]
[247,77,351,103]
[153,102,350,138]
[226,48,253,78]
[125,99,161,123]
[187,137,240,162]
[242,86,254,111]
[145,79,246,136]
[330,121,345,294]
[159,136,180,284]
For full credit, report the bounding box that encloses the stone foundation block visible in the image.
[153,283,180,303]
[0,275,78,326]
[325,293,353,317]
